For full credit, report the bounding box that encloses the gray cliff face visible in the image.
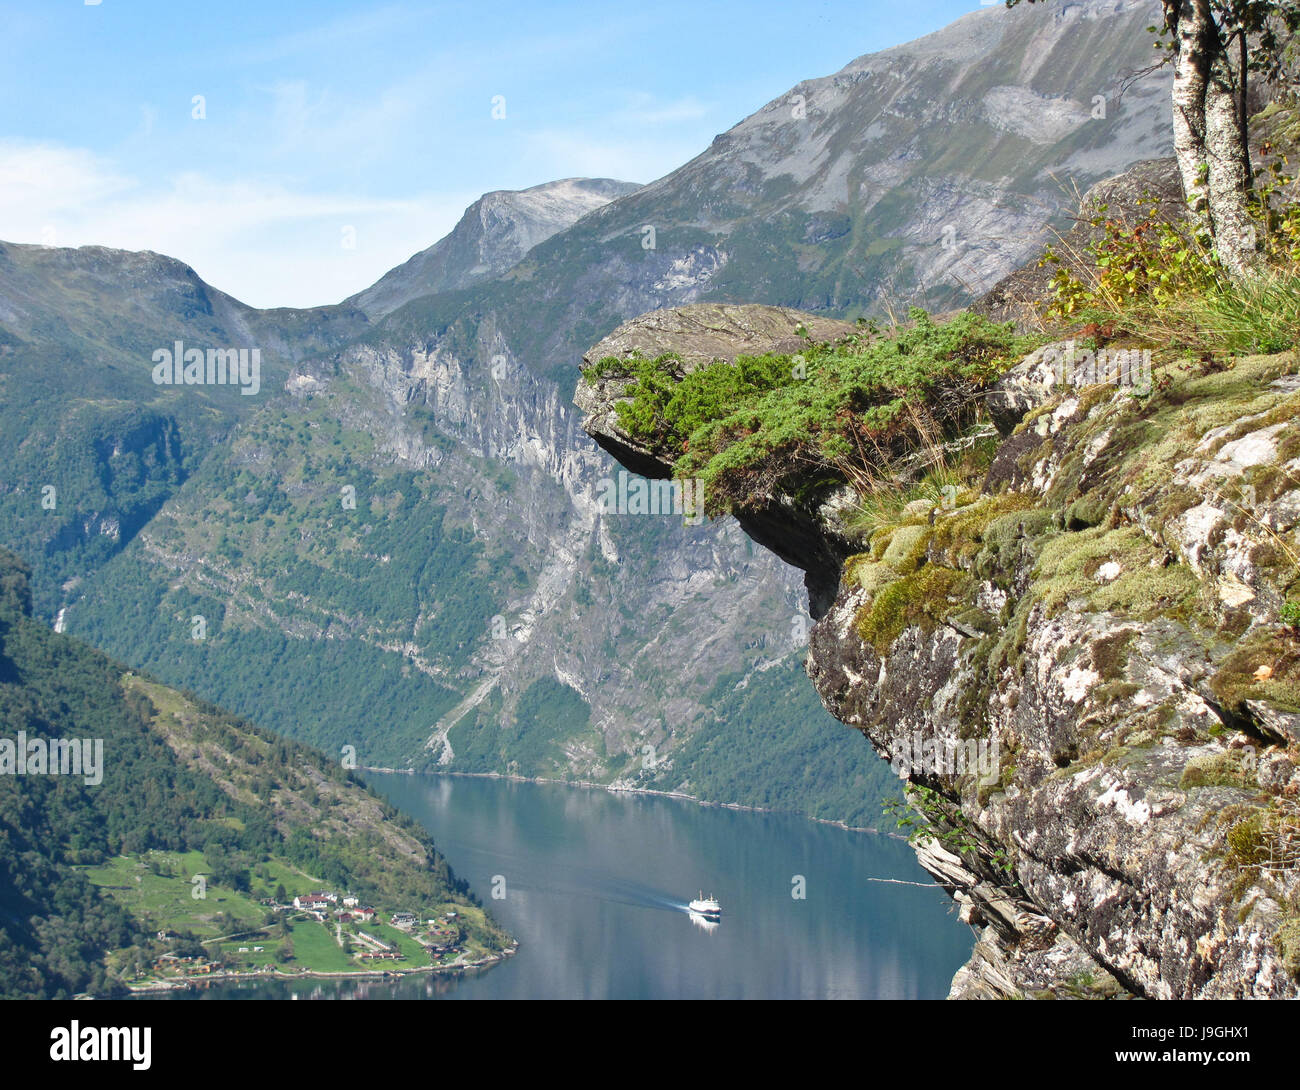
[347,178,642,318]
[275,306,809,774]
[808,353,1300,999]
[577,301,1300,998]
[570,0,1174,316]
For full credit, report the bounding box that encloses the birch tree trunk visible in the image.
[1164,0,1257,277]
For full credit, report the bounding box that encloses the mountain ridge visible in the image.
[346,177,642,318]
[8,0,1180,829]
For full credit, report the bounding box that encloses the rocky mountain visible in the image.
[348,178,642,318]
[467,0,1172,358]
[8,0,1181,828]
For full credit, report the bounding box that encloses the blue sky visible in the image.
[0,0,985,308]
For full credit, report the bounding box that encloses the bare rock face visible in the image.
[581,302,858,368]
[348,178,642,317]
[985,341,1078,435]
[576,303,862,616]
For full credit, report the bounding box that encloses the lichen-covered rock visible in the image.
[808,350,1300,999]
[986,341,1076,435]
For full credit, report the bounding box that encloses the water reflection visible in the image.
[687,910,719,933]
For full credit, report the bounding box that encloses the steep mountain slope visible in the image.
[348,178,642,317]
[28,0,1178,827]
[0,241,371,617]
[0,548,507,998]
[381,0,1172,396]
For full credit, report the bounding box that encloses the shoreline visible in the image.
[111,771,907,1000]
[361,766,897,838]
[123,942,519,996]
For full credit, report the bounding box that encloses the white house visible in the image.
[294,894,333,911]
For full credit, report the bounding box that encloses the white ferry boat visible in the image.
[688,892,721,918]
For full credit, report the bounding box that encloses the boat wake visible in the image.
[596,877,688,914]
[517,866,686,914]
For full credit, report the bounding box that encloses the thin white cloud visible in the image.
[0,143,136,239]
[616,92,711,126]
[251,71,451,168]
[0,140,476,309]
[518,127,704,187]
[218,3,423,67]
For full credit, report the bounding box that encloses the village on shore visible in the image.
[141,887,477,985]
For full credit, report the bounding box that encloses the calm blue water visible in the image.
[155,774,973,999]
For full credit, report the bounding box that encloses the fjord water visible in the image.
[177,774,973,999]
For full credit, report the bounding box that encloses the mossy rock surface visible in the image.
[855,564,974,653]
[809,343,1300,1000]
[1031,525,1200,620]
[1179,751,1254,790]
[1209,631,1300,716]
[1276,917,1300,981]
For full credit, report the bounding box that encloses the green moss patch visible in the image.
[1208,630,1300,716]
[1225,809,1272,869]
[1276,917,1300,980]
[1091,628,1137,680]
[1218,799,1300,900]
[855,564,974,653]
[881,523,932,573]
[1031,525,1200,620]
[925,492,1039,567]
[1179,750,1255,790]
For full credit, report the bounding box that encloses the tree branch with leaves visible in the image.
[1009,0,1300,278]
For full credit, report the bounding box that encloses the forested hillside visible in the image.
[0,548,506,997]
